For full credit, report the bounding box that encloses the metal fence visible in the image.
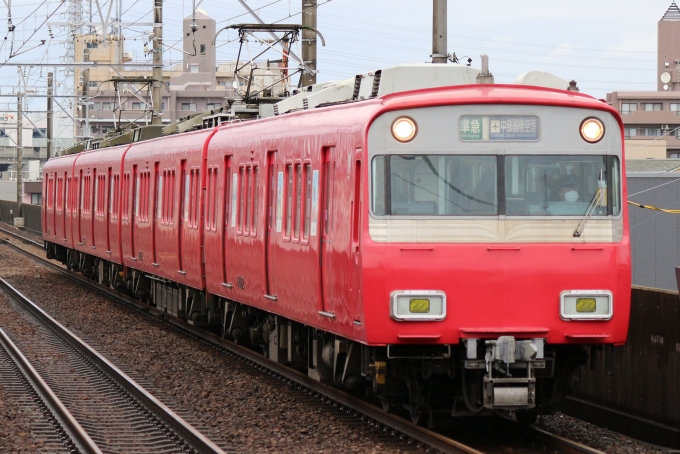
[628,173,680,291]
[569,285,680,447]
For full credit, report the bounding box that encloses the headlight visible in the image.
[560,290,612,320]
[392,117,417,142]
[580,117,605,143]
[391,290,446,321]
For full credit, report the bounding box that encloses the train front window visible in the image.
[371,154,621,217]
[505,155,621,216]
[372,155,498,216]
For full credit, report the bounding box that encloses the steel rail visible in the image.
[0,225,44,248]
[0,327,102,454]
[0,238,480,454]
[530,426,607,454]
[0,274,225,454]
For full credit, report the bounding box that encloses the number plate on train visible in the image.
[409,299,430,313]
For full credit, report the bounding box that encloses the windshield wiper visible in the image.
[573,175,606,237]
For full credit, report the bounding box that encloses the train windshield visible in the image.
[371,155,621,217]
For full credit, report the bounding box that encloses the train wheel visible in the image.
[380,397,393,413]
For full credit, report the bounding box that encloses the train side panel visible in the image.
[122,129,214,289]
[205,106,374,340]
[71,146,128,264]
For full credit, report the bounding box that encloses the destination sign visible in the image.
[459,115,540,142]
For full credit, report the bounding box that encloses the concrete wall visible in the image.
[628,172,680,291]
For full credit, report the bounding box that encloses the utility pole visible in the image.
[47,72,53,159]
[16,92,23,221]
[432,0,447,64]
[151,0,162,125]
[300,0,317,86]
[82,68,90,137]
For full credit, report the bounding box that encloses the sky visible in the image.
[0,0,676,114]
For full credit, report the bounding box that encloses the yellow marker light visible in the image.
[580,117,605,143]
[575,298,597,313]
[409,298,430,313]
[392,117,417,142]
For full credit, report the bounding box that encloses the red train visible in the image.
[42,65,630,426]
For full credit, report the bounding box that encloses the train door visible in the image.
[62,173,68,240]
[349,153,362,320]
[106,167,112,253]
[76,171,82,245]
[265,151,277,298]
[221,156,231,285]
[131,165,138,259]
[91,170,97,248]
[179,160,186,273]
[152,162,160,265]
[320,147,336,315]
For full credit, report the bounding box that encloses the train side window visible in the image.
[268,163,276,232]
[166,170,173,224]
[238,166,245,234]
[211,168,217,230]
[303,164,312,240]
[184,172,190,224]
[66,177,71,214]
[230,171,238,227]
[245,166,252,235]
[294,164,302,240]
[205,168,212,229]
[122,173,129,221]
[193,169,200,229]
[223,163,231,228]
[56,177,63,212]
[323,160,332,235]
[285,164,293,238]
[252,166,258,235]
[157,171,163,221]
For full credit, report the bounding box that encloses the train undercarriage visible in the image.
[47,243,589,428]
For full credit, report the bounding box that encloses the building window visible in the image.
[31,193,42,205]
[670,152,680,158]
[641,128,661,137]
[621,103,637,115]
[206,103,219,110]
[190,64,199,73]
[200,44,206,56]
[181,103,197,111]
[86,42,98,49]
[91,102,100,110]
[643,103,662,112]
[162,102,165,110]
[624,127,637,138]
[32,128,46,138]
[89,81,97,88]
[671,104,680,112]
[102,102,114,110]
[131,102,146,110]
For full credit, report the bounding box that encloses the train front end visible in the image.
[362,85,630,419]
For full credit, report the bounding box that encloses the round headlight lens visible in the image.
[580,117,605,143]
[392,117,417,142]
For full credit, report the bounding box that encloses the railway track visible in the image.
[0,272,226,453]
[0,225,607,454]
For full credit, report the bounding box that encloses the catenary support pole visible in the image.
[16,93,23,219]
[151,0,162,125]
[47,72,53,159]
[432,0,447,64]
[300,0,317,86]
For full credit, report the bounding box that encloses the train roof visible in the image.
[56,63,610,156]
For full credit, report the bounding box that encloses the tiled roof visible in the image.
[627,159,680,172]
[662,2,680,20]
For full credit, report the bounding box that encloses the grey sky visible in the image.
[1,0,675,106]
